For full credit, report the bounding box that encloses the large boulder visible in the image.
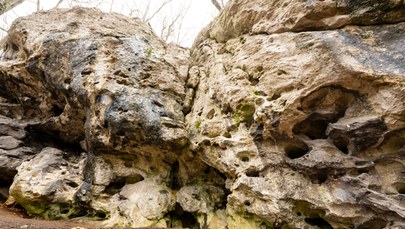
[0,7,226,228]
[0,1,404,228]
[188,0,405,228]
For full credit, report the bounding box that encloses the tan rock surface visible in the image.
[202,0,405,43]
[0,1,404,229]
[0,7,225,228]
[187,0,405,228]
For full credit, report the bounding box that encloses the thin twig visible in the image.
[145,0,172,22]
[53,0,64,8]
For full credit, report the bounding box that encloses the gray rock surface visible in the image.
[0,1,404,229]
[0,7,224,228]
[10,147,86,219]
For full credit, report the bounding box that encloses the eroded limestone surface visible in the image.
[0,1,404,228]
[0,8,224,228]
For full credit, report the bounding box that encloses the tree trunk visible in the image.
[0,0,24,15]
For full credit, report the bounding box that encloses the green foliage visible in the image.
[145,47,153,56]
[195,119,201,131]
[232,103,255,125]
[361,32,372,39]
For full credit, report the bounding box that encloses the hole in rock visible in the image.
[394,183,405,195]
[223,132,232,138]
[293,200,333,229]
[248,77,259,86]
[125,174,144,184]
[355,160,369,166]
[246,170,260,177]
[81,69,93,76]
[202,166,228,185]
[307,169,336,185]
[241,156,250,162]
[333,137,349,154]
[293,113,342,140]
[66,181,79,188]
[61,209,70,214]
[296,86,357,140]
[244,200,251,206]
[103,120,109,129]
[285,141,310,159]
[95,211,107,219]
[206,109,215,120]
[357,168,370,174]
[59,203,71,215]
[358,219,387,229]
[305,217,333,229]
[316,170,328,184]
[269,93,281,101]
[105,177,126,195]
[300,85,355,112]
[169,161,181,190]
[203,140,211,146]
[166,203,200,228]
[25,125,82,152]
[0,178,12,202]
[11,43,19,51]
[64,78,72,84]
[51,105,64,116]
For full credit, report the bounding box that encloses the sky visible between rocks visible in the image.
[0,0,225,47]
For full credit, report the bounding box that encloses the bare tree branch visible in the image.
[141,0,150,21]
[53,0,64,9]
[159,1,190,44]
[145,0,172,23]
[211,0,222,11]
[221,0,227,8]
[0,0,24,15]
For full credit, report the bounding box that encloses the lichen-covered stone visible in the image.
[0,7,227,228]
[1,1,405,228]
[187,0,405,228]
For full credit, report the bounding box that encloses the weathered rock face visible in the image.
[0,1,404,229]
[0,7,225,228]
[204,0,405,43]
[187,0,405,228]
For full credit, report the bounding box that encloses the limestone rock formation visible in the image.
[204,0,405,43]
[0,7,224,228]
[0,1,404,228]
[188,0,405,228]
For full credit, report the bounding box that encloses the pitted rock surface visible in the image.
[0,2,404,229]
